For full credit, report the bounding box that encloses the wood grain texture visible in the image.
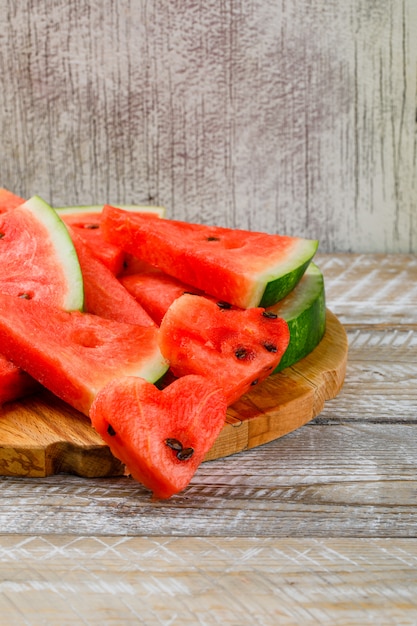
[0,421,416,537]
[0,2,416,253]
[317,253,417,324]
[0,535,416,626]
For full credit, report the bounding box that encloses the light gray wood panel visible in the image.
[317,324,417,423]
[0,2,415,253]
[0,423,416,537]
[0,535,416,625]
[316,253,417,324]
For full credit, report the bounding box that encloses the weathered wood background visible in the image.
[0,0,416,253]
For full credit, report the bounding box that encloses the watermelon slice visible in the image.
[0,195,84,311]
[58,205,164,275]
[120,267,203,326]
[90,375,227,499]
[0,354,40,405]
[269,262,326,372]
[158,294,290,405]
[101,206,318,308]
[0,194,85,404]
[69,229,155,327]
[0,188,25,214]
[0,293,169,415]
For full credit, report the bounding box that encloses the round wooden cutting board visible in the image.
[0,310,347,478]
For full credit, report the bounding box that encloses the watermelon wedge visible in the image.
[0,195,84,311]
[0,293,169,415]
[101,206,318,309]
[69,229,155,327]
[269,262,326,372]
[90,375,227,499]
[158,294,290,405]
[0,188,25,214]
[0,354,40,405]
[0,194,85,404]
[58,205,164,275]
[120,267,203,326]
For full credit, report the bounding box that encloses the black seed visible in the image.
[251,379,259,386]
[83,223,100,229]
[262,311,278,319]
[235,347,248,360]
[216,301,232,309]
[107,424,117,436]
[0,232,4,239]
[263,342,278,353]
[18,293,31,299]
[177,447,194,461]
[165,438,183,452]
[206,236,220,241]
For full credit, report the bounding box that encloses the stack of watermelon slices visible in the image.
[0,189,324,499]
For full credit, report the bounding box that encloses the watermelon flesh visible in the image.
[0,354,40,404]
[69,229,155,327]
[60,208,163,275]
[90,375,227,499]
[120,268,204,326]
[0,188,25,214]
[0,194,85,405]
[101,205,318,309]
[158,294,290,405]
[0,293,169,415]
[0,196,84,311]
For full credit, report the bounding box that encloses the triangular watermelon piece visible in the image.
[0,293,169,415]
[0,188,25,213]
[101,206,318,309]
[0,194,85,405]
[58,206,164,275]
[0,195,84,311]
[158,294,290,405]
[69,229,156,327]
[0,354,40,405]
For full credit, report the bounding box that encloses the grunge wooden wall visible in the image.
[0,1,416,253]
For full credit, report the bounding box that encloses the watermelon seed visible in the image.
[262,311,278,319]
[216,301,231,309]
[165,438,183,452]
[83,223,100,229]
[251,379,259,386]
[0,232,4,239]
[177,447,194,461]
[206,236,220,241]
[263,342,278,353]
[235,347,248,360]
[18,292,32,300]
[107,424,117,436]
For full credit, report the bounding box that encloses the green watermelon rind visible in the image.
[23,195,84,311]
[258,239,319,308]
[268,262,326,373]
[55,204,166,217]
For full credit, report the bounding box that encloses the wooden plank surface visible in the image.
[0,2,415,254]
[1,535,416,626]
